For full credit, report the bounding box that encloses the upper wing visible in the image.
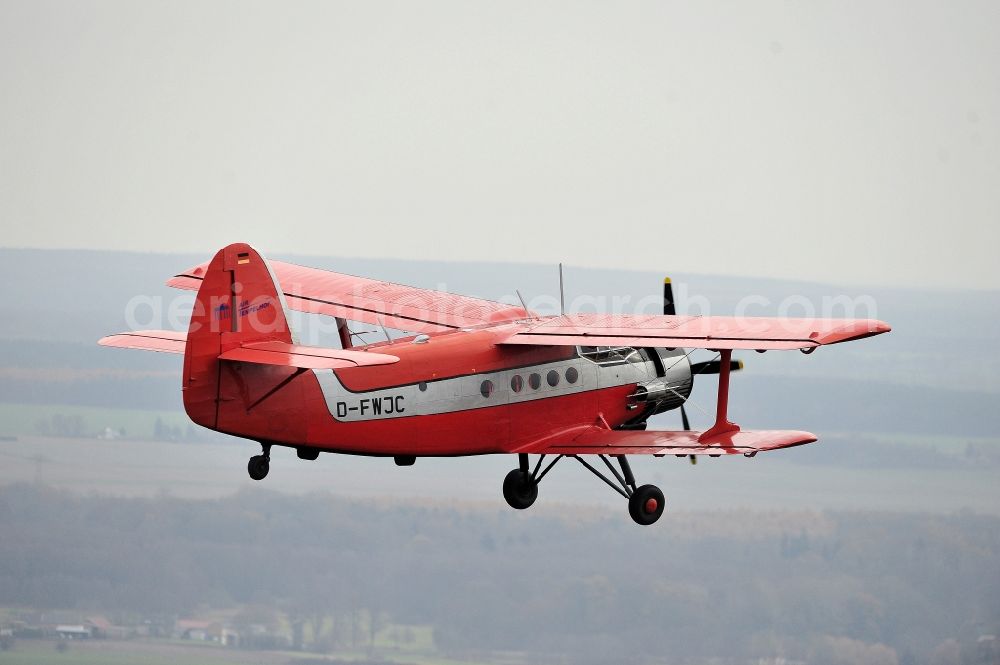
[514,426,817,457]
[499,314,890,351]
[168,260,525,334]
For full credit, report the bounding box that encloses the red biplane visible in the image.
[101,243,890,525]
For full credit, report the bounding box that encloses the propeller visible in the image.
[663,277,676,316]
[691,358,745,375]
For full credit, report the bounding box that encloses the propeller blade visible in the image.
[665,278,746,378]
[690,359,744,375]
[663,277,676,316]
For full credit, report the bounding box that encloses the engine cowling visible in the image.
[635,347,693,415]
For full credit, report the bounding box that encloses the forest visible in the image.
[0,484,997,664]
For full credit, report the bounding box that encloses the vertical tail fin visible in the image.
[183,243,297,430]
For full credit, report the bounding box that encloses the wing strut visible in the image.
[699,348,740,442]
[336,317,352,349]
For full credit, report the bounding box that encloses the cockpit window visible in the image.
[578,346,641,366]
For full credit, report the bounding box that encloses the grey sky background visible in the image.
[1,0,997,288]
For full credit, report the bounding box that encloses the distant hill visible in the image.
[0,247,997,439]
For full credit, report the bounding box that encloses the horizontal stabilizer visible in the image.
[100,332,398,370]
[98,330,187,354]
[218,341,399,370]
[514,427,817,457]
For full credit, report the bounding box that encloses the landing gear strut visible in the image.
[248,443,271,481]
[501,452,665,525]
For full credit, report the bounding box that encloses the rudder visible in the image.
[182,243,297,430]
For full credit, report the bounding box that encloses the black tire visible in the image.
[628,484,665,525]
[502,469,538,510]
[296,447,319,461]
[248,455,269,481]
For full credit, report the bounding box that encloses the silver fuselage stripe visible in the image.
[313,356,656,422]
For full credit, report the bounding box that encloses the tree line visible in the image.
[0,484,997,664]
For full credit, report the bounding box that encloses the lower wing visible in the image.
[513,427,816,457]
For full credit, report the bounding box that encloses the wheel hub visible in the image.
[644,497,658,514]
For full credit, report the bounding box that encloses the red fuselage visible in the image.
[205,326,689,456]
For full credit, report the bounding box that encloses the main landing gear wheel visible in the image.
[501,454,664,524]
[248,454,270,481]
[628,484,665,525]
[502,469,538,510]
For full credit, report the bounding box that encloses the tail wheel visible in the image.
[248,454,270,481]
[502,469,538,510]
[628,484,665,525]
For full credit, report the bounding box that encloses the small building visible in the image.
[220,627,239,647]
[85,616,128,640]
[175,619,230,643]
[55,625,92,639]
[977,635,998,662]
[1,624,14,650]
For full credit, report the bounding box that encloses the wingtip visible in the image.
[817,319,892,345]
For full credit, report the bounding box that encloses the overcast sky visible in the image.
[1,1,997,288]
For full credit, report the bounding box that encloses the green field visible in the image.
[0,638,490,665]
[0,640,247,665]
[0,403,193,440]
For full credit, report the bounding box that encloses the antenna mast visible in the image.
[515,289,530,317]
[558,263,565,316]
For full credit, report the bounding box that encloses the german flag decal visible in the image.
[237,253,250,265]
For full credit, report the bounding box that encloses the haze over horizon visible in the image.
[2,1,998,289]
[1,4,999,660]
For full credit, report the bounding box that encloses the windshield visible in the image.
[578,346,642,366]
